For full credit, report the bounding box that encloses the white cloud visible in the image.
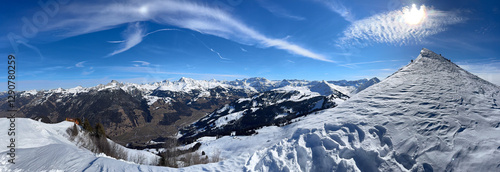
[107,24,179,57]
[107,23,145,56]
[75,61,86,67]
[45,0,331,62]
[339,5,464,47]
[132,61,150,66]
[210,48,230,60]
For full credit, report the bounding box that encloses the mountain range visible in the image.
[0,76,379,145]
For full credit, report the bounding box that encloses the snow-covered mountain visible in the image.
[1,48,499,171]
[0,77,378,146]
[14,77,377,99]
[179,87,349,143]
[245,48,500,171]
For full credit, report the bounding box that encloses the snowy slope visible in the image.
[0,118,166,171]
[244,48,500,171]
[0,118,278,171]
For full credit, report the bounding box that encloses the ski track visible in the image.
[82,158,100,172]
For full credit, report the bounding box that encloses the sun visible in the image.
[403,4,427,25]
[138,5,149,15]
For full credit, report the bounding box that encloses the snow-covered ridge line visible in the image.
[18,77,379,98]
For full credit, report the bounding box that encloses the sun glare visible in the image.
[138,5,149,15]
[403,4,427,25]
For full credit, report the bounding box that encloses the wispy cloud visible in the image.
[256,0,305,21]
[188,33,231,60]
[313,0,355,22]
[209,48,230,60]
[75,61,86,67]
[45,0,330,62]
[106,23,178,57]
[339,5,464,47]
[107,23,145,56]
[82,67,95,75]
[132,60,150,66]
[74,61,94,75]
[339,60,401,68]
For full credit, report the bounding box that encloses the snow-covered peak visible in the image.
[105,80,121,87]
[419,48,442,59]
[157,78,228,93]
[20,89,38,96]
[246,48,500,171]
[66,86,88,94]
[310,80,336,96]
[244,77,269,82]
[178,77,197,83]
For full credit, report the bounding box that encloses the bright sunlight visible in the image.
[403,4,427,25]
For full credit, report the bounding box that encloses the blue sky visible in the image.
[1,0,499,91]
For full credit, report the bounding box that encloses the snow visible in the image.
[20,89,37,97]
[216,104,231,113]
[66,86,88,95]
[5,49,496,171]
[196,126,288,161]
[272,86,320,102]
[0,119,166,171]
[214,111,244,127]
[274,114,288,119]
[144,96,173,106]
[243,48,500,171]
[157,77,230,93]
[310,98,324,111]
[144,95,161,106]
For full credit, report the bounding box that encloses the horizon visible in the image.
[7,76,380,92]
[1,0,499,91]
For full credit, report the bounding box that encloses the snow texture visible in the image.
[244,48,500,171]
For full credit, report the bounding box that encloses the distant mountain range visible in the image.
[0,77,379,145]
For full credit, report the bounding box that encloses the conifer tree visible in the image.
[95,123,106,138]
[83,119,93,133]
